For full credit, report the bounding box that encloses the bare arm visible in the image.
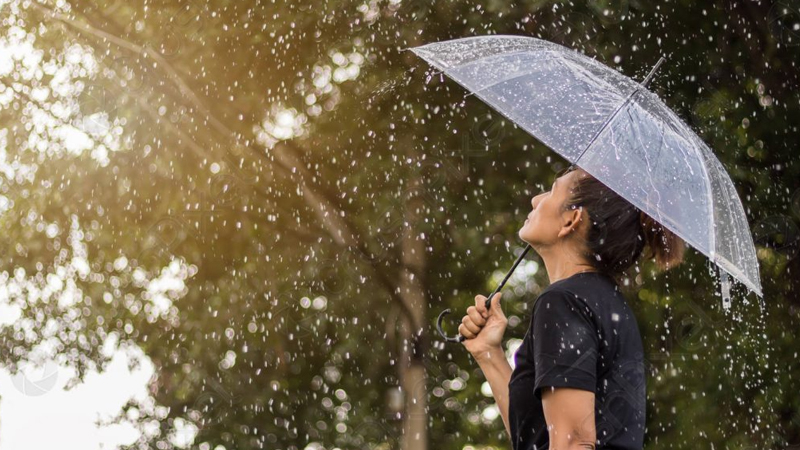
[472,346,513,436]
[541,387,597,449]
[459,293,514,438]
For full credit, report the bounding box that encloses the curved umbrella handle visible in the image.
[435,308,465,343]
[435,290,498,343]
[435,245,532,344]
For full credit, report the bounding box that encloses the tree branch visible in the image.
[31,1,416,324]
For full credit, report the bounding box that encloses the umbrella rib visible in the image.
[468,51,563,95]
[549,58,611,109]
[574,56,667,165]
[652,120,666,173]
[573,87,643,165]
[629,108,664,220]
[468,50,620,98]
[698,139,717,261]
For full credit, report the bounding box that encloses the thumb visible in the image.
[489,292,505,319]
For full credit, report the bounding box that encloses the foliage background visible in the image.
[0,0,798,449]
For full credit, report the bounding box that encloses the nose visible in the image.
[531,193,544,210]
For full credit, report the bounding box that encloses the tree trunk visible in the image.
[398,151,429,450]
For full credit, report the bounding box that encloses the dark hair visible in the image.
[560,165,685,277]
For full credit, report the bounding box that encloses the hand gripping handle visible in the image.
[435,245,531,344]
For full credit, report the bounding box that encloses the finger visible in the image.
[475,295,488,317]
[462,315,482,335]
[458,323,476,339]
[466,306,486,327]
[490,292,505,318]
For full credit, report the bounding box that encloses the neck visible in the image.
[538,246,598,285]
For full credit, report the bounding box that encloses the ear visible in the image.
[557,206,584,238]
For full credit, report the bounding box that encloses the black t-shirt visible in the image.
[508,271,646,450]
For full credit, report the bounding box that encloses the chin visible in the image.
[518,225,536,245]
[520,221,549,247]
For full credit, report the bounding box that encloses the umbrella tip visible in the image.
[641,56,668,88]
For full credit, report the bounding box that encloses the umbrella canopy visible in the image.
[409,35,763,301]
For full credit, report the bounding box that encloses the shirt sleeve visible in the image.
[531,289,599,400]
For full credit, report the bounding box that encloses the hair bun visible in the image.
[565,170,686,276]
[639,210,686,271]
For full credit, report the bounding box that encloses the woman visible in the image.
[458,165,685,450]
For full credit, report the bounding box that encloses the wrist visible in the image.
[470,345,506,365]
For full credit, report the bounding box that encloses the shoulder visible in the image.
[532,288,598,329]
[535,275,625,318]
[533,287,591,314]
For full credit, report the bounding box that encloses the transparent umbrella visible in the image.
[408,35,764,343]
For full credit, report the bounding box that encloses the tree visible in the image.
[0,0,798,449]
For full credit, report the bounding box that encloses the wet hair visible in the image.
[559,165,685,277]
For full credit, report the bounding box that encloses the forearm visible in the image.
[472,346,514,437]
[548,435,597,450]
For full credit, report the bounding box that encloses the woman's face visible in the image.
[518,168,585,246]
